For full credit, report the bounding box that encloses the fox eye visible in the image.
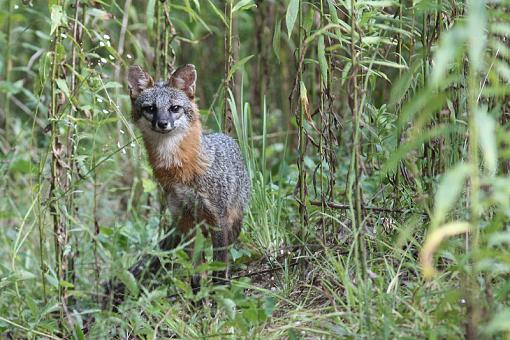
[169,105,181,113]
[143,105,156,114]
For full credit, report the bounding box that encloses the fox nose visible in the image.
[157,120,170,130]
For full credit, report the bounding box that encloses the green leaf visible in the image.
[389,62,420,108]
[486,309,510,334]
[196,261,226,273]
[219,298,236,319]
[288,329,299,340]
[100,226,113,236]
[318,35,328,85]
[491,23,510,37]
[263,296,275,317]
[55,78,70,99]
[227,55,254,81]
[383,125,449,174]
[232,0,255,13]
[285,0,299,38]
[359,0,398,7]
[17,270,37,280]
[192,232,205,264]
[45,273,59,288]
[476,108,497,175]
[207,0,227,26]
[117,269,139,297]
[327,0,340,26]
[74,325,86,340]
[230,247,241,262]
[273,18,282,63]
[103,81,122,89]
[86,8,112,20]
[430,27,467,86]
[361,59,406,69]
[59,280,75,288]
[467,0,487,72]
[397,88,447,130]
[230,247,250,262]
[495,61,510,83]
[303,7,314,36]
[50,5,65,36]
[0,80,23,95]
[174,278,190,294]
[9,159,33,174]
[432,163,471,227]
[147,0,156,34]
[488,231,510,247]
[142,178,157,193]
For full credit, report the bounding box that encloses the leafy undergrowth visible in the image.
[3,0,510,338]
[0,154,469,338]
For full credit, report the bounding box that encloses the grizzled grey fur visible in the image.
[167,133,251,242]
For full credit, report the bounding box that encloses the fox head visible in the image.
[127,64,199,136]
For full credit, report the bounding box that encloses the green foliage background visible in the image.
[1,0,510,338]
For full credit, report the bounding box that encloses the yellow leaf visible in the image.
[420,221,471,279]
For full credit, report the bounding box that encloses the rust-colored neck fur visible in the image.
[144,120,209,189]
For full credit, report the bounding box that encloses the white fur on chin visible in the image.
[137,116,194,169]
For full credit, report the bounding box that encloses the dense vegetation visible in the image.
[1,0,510,338]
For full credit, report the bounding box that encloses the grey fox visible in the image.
[127,64,251,288]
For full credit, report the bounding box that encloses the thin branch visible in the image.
[310,200,408,214]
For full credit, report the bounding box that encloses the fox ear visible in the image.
[169,64,196,99]
[128,65,154,100]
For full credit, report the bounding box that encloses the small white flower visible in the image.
[102,109,108,114]
[109,55,115,60]
[126,54,132,59]
[100,41,105,47]
[100,57,107,64]
[60,33,67,39]
[97,98,103,103]
[103,34,110,40]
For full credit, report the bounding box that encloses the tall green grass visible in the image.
[1,0,510,338]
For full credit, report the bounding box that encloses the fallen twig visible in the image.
[310,200,407,214]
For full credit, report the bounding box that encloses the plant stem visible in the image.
[49,3,65,322]
[2,0,12,132]
[224,0,234,133]
[297,0,307,239]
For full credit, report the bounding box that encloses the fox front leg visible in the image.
[211,225,230,284]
